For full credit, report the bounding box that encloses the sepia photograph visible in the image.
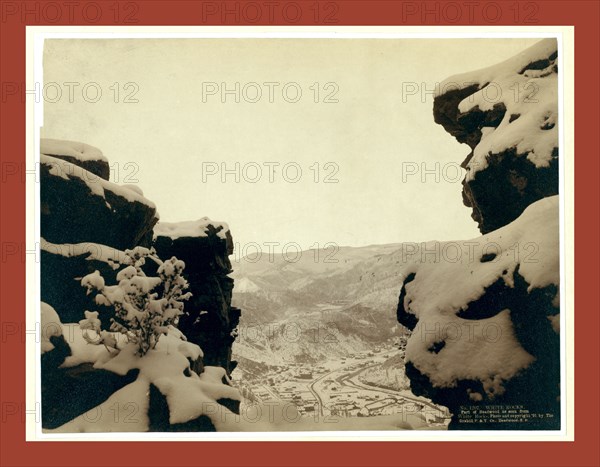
[36,33,563,435]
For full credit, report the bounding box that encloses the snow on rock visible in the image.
[434,38,558,233]
[41,310,140,429]
[41,154,158,250]
[41,138,106,162]
[153,217,240,373]
[42,154,155,208]
[154,217,230,241]
[59,323,119,368]
[41,238,128,267]
[49,328,242,432]
[40,138,244,431]
[397,196,560,429]
[41,138,110,180]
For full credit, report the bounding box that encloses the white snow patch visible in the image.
[153,217,230,241]
[41,138,107,162]
[59,323,119,368]
[51,327,241,432]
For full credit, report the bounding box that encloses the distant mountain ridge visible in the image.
[230,243,410,365]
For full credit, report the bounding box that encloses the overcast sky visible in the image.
[42,37,540,251]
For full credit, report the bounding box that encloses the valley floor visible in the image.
[232,345,450,430]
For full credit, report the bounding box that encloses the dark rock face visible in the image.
[433,84,482,149]
[433,42,558,234]
[42,153,110,181]
[153,224,241,374]
[41,155,158,250]
[396,272,416,331]
[459,148,558,234]
[41,245,121,326]
[148,384,240,432]
[41,335,140,429]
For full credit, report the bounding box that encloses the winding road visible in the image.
[308,356,446,418]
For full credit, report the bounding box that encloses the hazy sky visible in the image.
[42,37,540,251]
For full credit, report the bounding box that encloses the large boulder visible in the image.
[153,218,241,373]
[41,154,158,250]
[397,197,560,429]
[46,328,242,433]
[433,39,558,234]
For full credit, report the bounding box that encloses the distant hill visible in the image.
[230,243,411,366]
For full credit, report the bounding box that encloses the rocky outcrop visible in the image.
[41,138,110,180]
[433,39,558,234]
[398,39,561,430]
[40,139,242,431]
[397,197,560,429]
[153,219,241,374]
[148,384,240,432]
[41,154,158,250]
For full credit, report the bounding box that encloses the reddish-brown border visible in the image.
[1,1,598,466]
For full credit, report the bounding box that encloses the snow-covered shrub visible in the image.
[80,247,192,356]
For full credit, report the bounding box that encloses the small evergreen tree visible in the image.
[80,247,191,356]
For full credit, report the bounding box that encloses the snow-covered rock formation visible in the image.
[397,197,559,429]
[41,138,110,180]
[41,303,241,432]
[433,38,558,234]
[153,218,241,373]
[41,152,158,249]
[40,139,242,430]
[398,39,560,429]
